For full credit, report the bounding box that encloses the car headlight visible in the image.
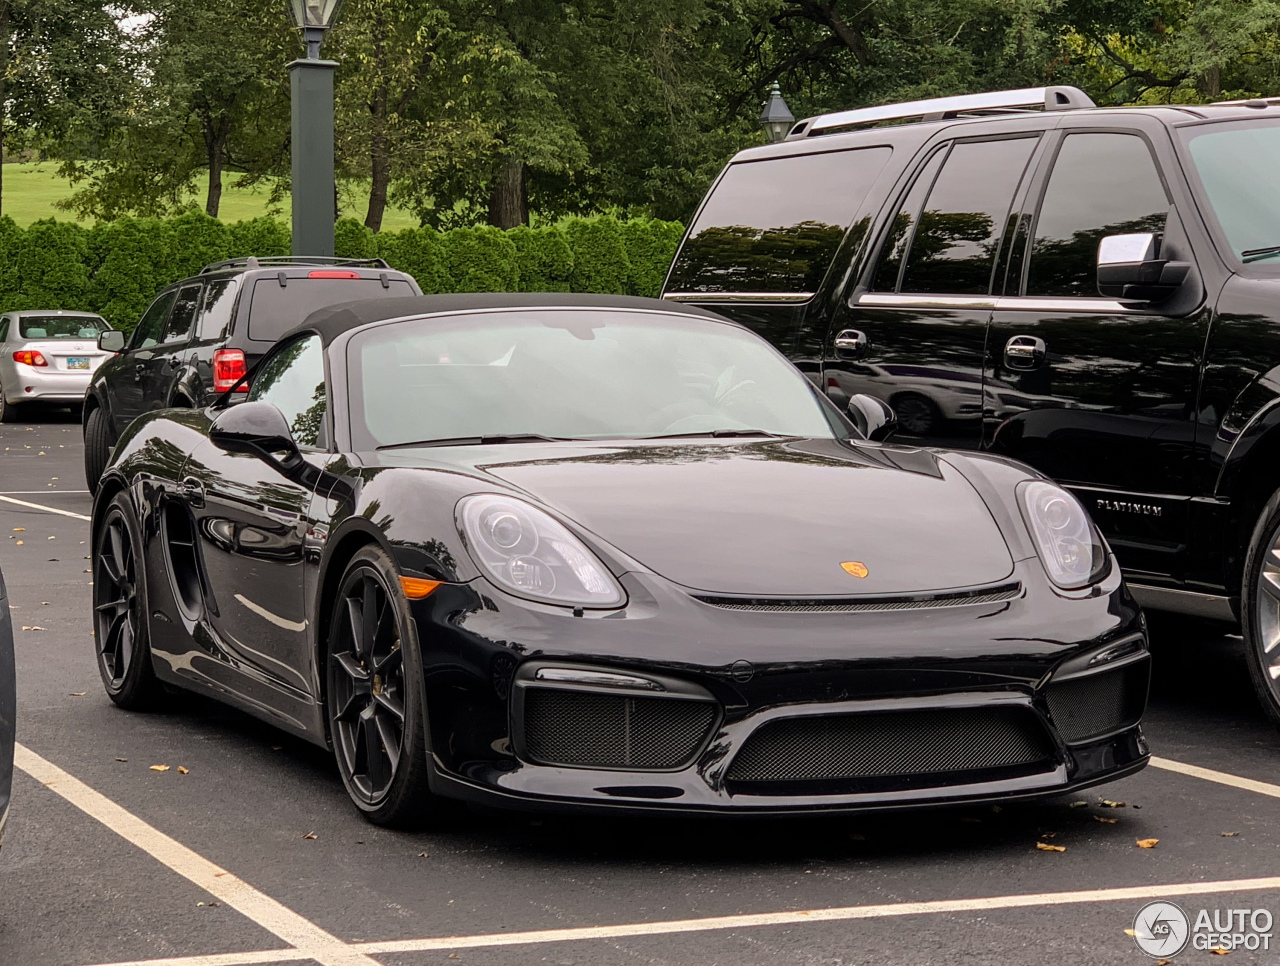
[1018,481,1109,590]
[457,494,625,608]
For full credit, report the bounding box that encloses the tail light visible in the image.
[213,348,248,392]
[12,350,47,367]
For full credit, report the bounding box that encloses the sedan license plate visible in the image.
[66,357,89,370]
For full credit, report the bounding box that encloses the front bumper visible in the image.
[411,555,1150,816]
[2,362,93,403]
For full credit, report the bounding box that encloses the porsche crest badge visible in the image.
[841,561,869,579]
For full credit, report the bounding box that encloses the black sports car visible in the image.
[91,294,1149,825]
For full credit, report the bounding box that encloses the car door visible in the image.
[110,291,176,433]
[985,121,1209,580]
[183,334,330,694]
[825,131,1044,447]
[141,284,201,411]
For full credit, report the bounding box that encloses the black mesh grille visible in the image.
[523,688,716,769]
[1045,662,1148,743]
[726,706,1053,786]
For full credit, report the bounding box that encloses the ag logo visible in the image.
[840,561,869,579]
[1132,901,1190,958]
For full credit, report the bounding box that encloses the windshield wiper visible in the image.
[637,429,798,440]
[377,433,570,450]
[1241,245,1280,263]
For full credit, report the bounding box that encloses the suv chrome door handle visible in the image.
[834,329,869,360]
[179,477,205,508]
[1004,335,1046,371]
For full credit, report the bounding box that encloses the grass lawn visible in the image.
[0,161,419,232]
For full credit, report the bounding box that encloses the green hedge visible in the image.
[0,212,685,331]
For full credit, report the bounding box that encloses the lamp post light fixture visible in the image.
[760,82,795,143]
[286,0,346,257]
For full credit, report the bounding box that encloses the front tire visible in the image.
[326,545,434,827]
[94,492,162,709]
[84,406,113,494]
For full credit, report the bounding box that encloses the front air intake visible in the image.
[522,688,717,770]
[1045,659,1149,744]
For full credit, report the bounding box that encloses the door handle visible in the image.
[1004,335,1046,371]
[834,329,869,360]
[133,363,146,382]
[179,477,205,508]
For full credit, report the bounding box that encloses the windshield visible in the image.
[347,309,837,449]
[1182,119,1280,261]
[18,316,105,340]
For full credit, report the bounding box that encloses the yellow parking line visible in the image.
[0,493,90,521]
[1151,755,1280,798]
[15,744,379,966]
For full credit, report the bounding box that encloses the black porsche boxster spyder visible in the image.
[92,293,1149,825]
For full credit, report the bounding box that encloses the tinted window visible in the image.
[348,310,836,450]
[17,315,105,339]
[248,334,328,448]
[871,148,946,291]
[248,277,415,343]
[898,137,1038,295]
[161,286,201,344]
[666,147,892,294]
[1027,134,1168,296]
[1181,120,1280,261]
[130,293,176,350]
[198,278,240,340]
[0,318,7,342]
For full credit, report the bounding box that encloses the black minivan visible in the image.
[664,85,1280,725]
[84,256,420,491]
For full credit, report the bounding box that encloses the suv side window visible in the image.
[198,278,240,340]
[1026,133,1169,296]
[130,292,177,350]
[894,137,1038,295]
[0,317,8,342]
[161,285,201,345]
[247,334,328,448]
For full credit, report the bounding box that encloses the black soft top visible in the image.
[284,293,732,346]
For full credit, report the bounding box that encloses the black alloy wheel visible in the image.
[94,492,161,708]
[327,545,433,826]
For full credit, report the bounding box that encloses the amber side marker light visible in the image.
[400,576,443,599]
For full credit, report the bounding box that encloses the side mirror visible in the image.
[209,401,301,468]
[847,394,898,442]
[98,330,126,353]
[1097,232,1190,303]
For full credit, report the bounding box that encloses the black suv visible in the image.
[664,85,1280,722]
[84,256,420,490]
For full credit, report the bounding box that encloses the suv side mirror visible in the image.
[1097,232,1190,303]
[98,330,126,353]
[210,401,301,469]
[847,394,898,442]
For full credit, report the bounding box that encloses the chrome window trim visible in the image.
[662,291,814,303]
[853,293,1136,313]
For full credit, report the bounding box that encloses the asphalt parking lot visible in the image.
[5,411,1280,965]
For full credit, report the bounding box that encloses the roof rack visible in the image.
[199,255,390,274]
[786,86,1096,140]
[1212,96,1280,108]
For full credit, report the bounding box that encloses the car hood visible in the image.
[384,437,1016,597]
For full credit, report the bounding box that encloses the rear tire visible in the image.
[0,385,19,424]
[93,492,163,710]
[84,406,113,494]
[326,545,435,827]
[1241,487,1280,726]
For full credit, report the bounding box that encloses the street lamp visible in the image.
[286,0,346,257]
[760,82,795,143]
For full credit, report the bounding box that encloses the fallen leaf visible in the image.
[418,851,430,858]
[1041,831,1057,838]
[1157,959,1173,965]
[69,691,86,697]
[1036,842,1066,852]
[150,764,170,772]
[177,766,189,775]
[1100,799,1126,808]
[21,626,44,631]
[1069,801,1088,808]
[1124,929,1137,937]
[40,601,48,605]
[1210,949,1229,956]
[115,757,127,762]
[1222,831,1239,837]
[47,535,54,540]
[208,902,221,908]
[15,540,23,546]
[448,955,460,960]
[1093,815,1118,824]
[12,528,23,532]
[1136,838,1159,849]
[302,831,318,840]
